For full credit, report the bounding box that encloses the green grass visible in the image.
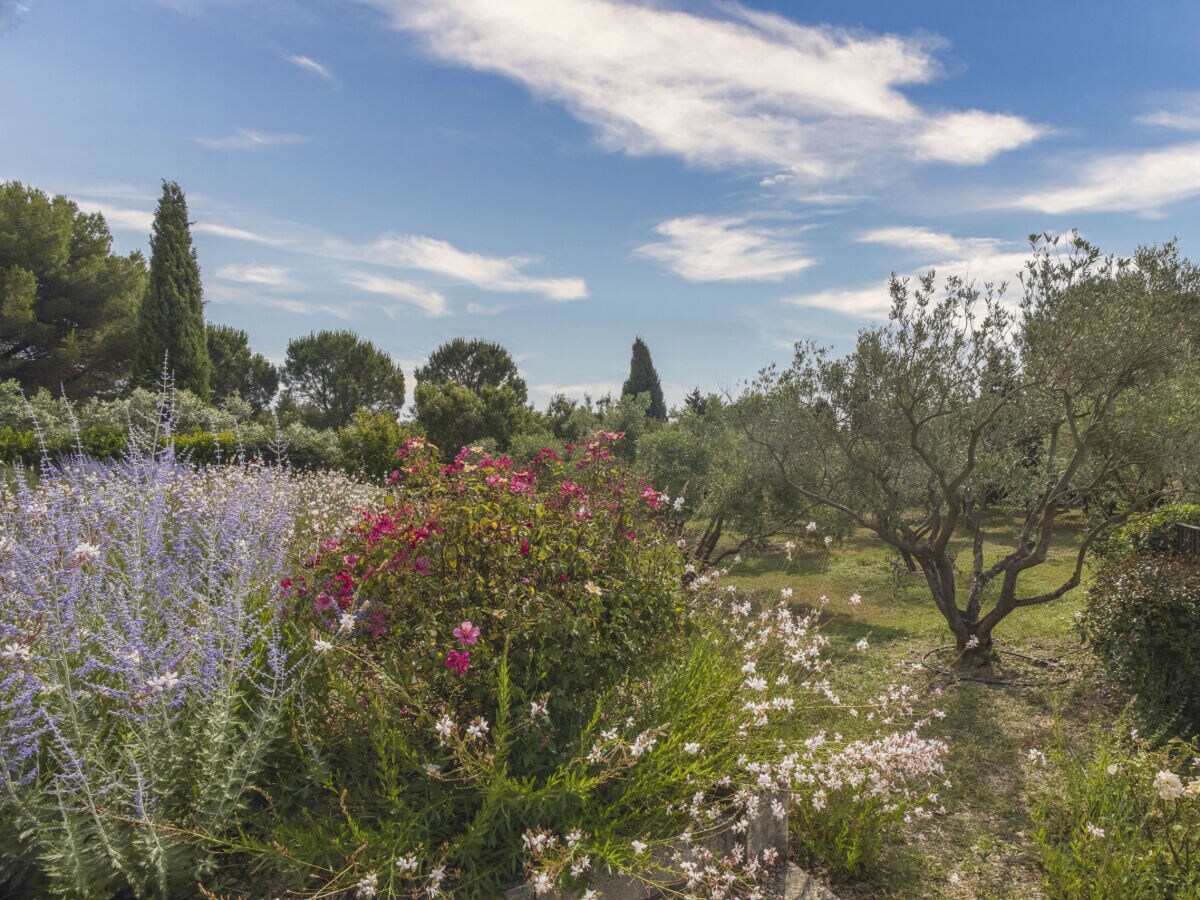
[711,510,1115,899]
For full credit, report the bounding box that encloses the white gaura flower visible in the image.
[1027,748,1047,765]
[1184,779,1200,798]
[855,637,869,652]
[69,542,101,567]
[148,670,180,693]
[584,581,602,596]
[313,638,333,653]
[1,642,31,662]
[395,854,419,872]
[848,592,862,605]
[1155,770,1185,800]
[805,521,818,532]
[354,873,378,898]
[1085,823,1105,838]
[631,839,647,855]
[466,717,489,740]
[684,742,700,755]
[780,587,793,600]
[337,612,356,633]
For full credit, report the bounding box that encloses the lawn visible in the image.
[715,510,1111,899]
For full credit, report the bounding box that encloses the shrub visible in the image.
[1031,723,1200,899]
[0,446,307,895]
[258,437,947,897]
[1096,503,1200,560]
[288,433,685,744]
[335,408,420,481]
[1083,554,1200,736]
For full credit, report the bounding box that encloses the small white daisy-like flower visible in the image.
[1,642,31,662]
[584,581,602,596]
[355,873,378,898]
[684,742,700,755]
[69,542,101,567]
[147,670,180,693]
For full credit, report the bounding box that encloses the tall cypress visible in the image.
[133,180,210,399]
[621,336,666,419]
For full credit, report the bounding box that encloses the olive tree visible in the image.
[740,236,1200,664]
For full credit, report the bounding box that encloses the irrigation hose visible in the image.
[920,643,1073,686]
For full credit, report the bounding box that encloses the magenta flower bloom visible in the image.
[453,620,481,645]
[445,649,471,676]
[413,556,431,576]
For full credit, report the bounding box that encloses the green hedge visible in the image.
[1096,503,1200,559]
[0,426,345,472]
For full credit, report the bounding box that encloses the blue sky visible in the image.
[3,0,1199,409]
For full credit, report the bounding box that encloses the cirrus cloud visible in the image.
[367,0,1044,180]
[636,215,814,282]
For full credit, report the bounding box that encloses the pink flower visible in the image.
[453,620,481,645]
[519,539,530,556]
[314,591,334,612]
[445,649,471,676]
[413,556,431,576]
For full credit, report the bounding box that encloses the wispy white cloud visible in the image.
[1136,93,1200,132]
[354,234,588,301]
[195,129,308,150]
[205,283,353,320]
[1009,141,1200,214]
[0,1,31,34]
[75,202,153,233]
[636,215,814,282]
[213,263,298,288]
[857,225,1005,258]
[910,110,1046,165]
[367,0,1043,180]
[69,193,586,303]
[286,54,336,82]
[785,228,1032,318]
[343,272,450,317]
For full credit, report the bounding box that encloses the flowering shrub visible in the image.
[0,445,365,895]
[287,434,685,739]
[1030,723,1200,898]
[262,454,947,896]
[1083,553,1200,736]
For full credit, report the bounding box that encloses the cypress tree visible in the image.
[133,180,210,399]
[621,336,666,419]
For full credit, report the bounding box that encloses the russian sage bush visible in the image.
[0,443,369,896]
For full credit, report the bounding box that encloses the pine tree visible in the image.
[621,336,666,419]
[133,180,210,399]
